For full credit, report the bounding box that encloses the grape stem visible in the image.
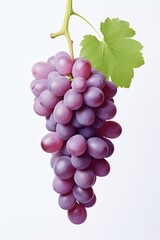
[50,0,101,60]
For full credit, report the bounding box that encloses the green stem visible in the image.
[50,0,102,59]
[50,0,74,59]
[73,12,102,41]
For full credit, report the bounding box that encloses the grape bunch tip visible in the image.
[30,51,122,224]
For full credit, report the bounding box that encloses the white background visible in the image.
[0,0,160,239]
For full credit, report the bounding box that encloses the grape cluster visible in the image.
[30,51,122,224]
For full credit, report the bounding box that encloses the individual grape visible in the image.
[46,113,57,132]
[54,100,73,124]
[76,106,95,126]
[58,192,76,210]
[58,156,74,175]
[47,71,60,81]
[67,203,87,225]
[54,156,75,180]
[82,194,96,208]
[46,119,56,132]
[33,98,52,117]
[78,126,97,138]
[73,185,94,203]
[30,79,48,97]
[50,151,63,168]
[86,73,106,89]
[56,123,75,141]
[66,134,87,157]
[95,100,117,120]
[103,80,117,99]
[47,56,57,70]
[32,62,55,80]
[61,142,71,157]
[52,176,74,195]
[55,51,73,75]
[74,169,96,188]
[49,76,70,97]
[71,152,91,170]
[72,58,91,79]
[55,51,69,60]
[90,159,110,177]
[83,86,104,107]
[92,117,104,129]
[71,113,83,128]
[64,89,83,110]
[87,137,108,159]
[71,77,87,93]
[103,138,114,157]
[39,89,61,109]
[41,132,63,153]
[98,121,122,138]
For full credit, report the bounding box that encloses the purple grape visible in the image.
[91,159,110,177]
[103,80,117,99]
[103,138,114,157]
[49,76,71,97]
[52,176,74,194]
[68,203,87,224]
[46,114,57,132]
[46,119,56,132]
[78,126,97,138]
[73,185,94,203]
[95,100,117,120]
[87,73,106,89]
[55,51,69,60]
[87,137,108,159]
[74,169,96,188]
[41,132,63,153]
[54,100,73,124]
[47,56,57,69]
[54,156,75,180]
[92,117,104,129]
[82,194,96,208]
[50,151,63,168]
[30,79,48,97]
[71,113,83,128]
[61,142,71,157]
[47,71,60,81]
[71,152,91,170]
[83,86,104,107]
[33,98,52,117]
[55,51,73,75]
[58,192,76,210]
[71,77,87,93]
[32,62,55,80]
[66,134,87,157]
[76,106,95,126]
[39,89,61,109]
[72,58,91,79]
[64,89,83,110]
[56,123,76,141]
[98,121,122,138]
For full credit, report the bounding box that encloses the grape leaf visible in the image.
[80,18,144,88]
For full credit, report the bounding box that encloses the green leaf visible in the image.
[80,18,144,88]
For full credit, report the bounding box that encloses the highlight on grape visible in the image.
[30,51,122,224]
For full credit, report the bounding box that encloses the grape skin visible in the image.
[67,203,87,225]
[31,52,122,225]
[66,134,87,157]
[54,156,75,180]
[58,192,76,210]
